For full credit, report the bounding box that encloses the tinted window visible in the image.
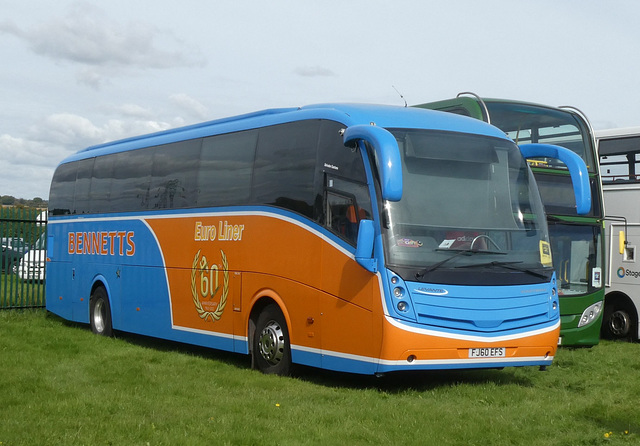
[534,172,601,218]
[49,162,77,216]
[51,119,370,217]
[599,136,640,183]
[252,121,319,217]
[149,140,200,210]
[72,158,94,214]
[110,149,152,212]
[599,135,640,157]
[89,155,114,213]
[485,101,595,172]
[325,176,372,245]
[441,106,474,118]
[317,120,367,183]
[198,130,257,206]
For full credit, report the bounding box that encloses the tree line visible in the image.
[1,195,48,209]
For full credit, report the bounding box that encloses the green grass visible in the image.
[1,310,638,445]
[0,274,44,308]
[0,273,45,308]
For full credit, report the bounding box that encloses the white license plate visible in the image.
[469,347,506,358]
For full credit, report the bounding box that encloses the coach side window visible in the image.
[325,176,372,245]
[317,120,368,184]
[49,162,77,216]
[252,121,319,218]
[110,149,153,212]
[73,158,95,214]
[150,140,200,209]
[316,120,372,237]
[198,130,258,207]
[89,155,114,213]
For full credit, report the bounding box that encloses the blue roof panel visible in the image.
[62,103,510,164]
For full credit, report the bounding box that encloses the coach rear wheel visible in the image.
[253,304,291,375]
[90,286,113,337]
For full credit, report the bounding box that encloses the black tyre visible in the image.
[90,286,113,337]
[602,302,636,341]
[252,304,292,375]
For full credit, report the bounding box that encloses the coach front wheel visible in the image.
[253,304,292,375]
[90,286,113,337]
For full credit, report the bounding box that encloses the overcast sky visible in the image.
[1,0,639,200]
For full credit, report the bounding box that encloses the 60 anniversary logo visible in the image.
[617,267,640,279]
[191,249,229,322]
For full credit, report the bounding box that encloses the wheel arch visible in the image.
[88,275,113,322]
[89,275,111,304]
[603,290,639,340]
[88,275,114,337]
[247,290,292,362]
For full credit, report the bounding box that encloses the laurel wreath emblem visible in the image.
[191,249,229,322]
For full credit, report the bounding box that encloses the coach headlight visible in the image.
[577,301,603,328]
[549,285,559,315]
[385,270,417,321]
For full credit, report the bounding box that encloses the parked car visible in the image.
[17,233,46,281]
[1,237,27,273]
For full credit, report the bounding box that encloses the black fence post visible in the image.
[0,207,47,309]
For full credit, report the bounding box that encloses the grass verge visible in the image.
[0,273,45,308]
[0,310,638,445]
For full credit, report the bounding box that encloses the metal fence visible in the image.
[0,207,47,309]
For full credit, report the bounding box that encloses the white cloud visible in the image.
[112,104,155,119]
[76,66,109,89]
[0,19,21,36]
[103,118,174,137]
[1,2,204,89]
[28,112,177,149]
[0,134,56,167]
[0,162,54,200]
[0,134,60,199]
[0,109,183,199]
[294,66,336,77]
[169,93,209,120]
[33,113,102,146]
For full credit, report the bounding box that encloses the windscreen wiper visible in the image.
[455,261,551,279]
[415,248,506,279]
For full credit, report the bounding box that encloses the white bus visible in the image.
[597,127,640,340]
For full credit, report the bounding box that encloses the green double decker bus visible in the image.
[416,94,604,346]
